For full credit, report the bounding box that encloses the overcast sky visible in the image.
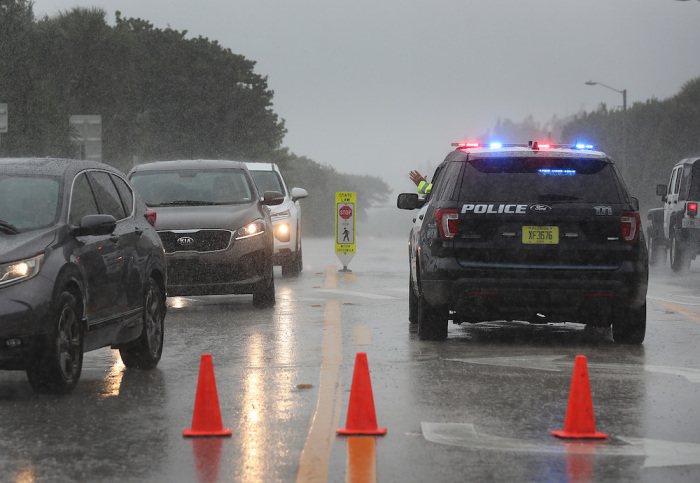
[32,0,700,194]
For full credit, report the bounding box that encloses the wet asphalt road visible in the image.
[1,236,700,482]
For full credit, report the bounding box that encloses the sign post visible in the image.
[335,192,356,271]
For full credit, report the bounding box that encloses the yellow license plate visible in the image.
[522,226,559,244]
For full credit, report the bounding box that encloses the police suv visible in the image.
[397,142,648,344]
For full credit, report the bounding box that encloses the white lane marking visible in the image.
[316,289,398,300]
[448,355,566,372]
[643,365,700,384]
[447,355,700,384]
[421,422,700,468]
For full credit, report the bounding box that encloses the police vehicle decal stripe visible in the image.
[461,204,528,214]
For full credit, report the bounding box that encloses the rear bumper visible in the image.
[420,260,647,324]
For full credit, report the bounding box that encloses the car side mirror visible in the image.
[656,184,668,203]
[397,193,424,210]
[72,214,117,237]
[290,187,308,202]
[262,190,284,206]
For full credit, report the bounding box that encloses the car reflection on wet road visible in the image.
[1,236,700,482]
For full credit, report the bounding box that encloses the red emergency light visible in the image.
[452,142,481,149]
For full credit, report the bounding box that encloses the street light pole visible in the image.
[585,80,627,167]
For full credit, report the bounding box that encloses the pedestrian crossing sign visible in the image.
[335,192,356,263]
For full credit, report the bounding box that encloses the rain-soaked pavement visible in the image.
[2,234,700,482]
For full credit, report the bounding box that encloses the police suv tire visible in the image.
[670,230,690,272]
[27,290,84,394]
[416,295,448,340]
[612,303,646,345]
[119,277,165,370]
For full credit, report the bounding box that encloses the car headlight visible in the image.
[271,209,291,221]
[274,223,291,242]
[0,254,44,288]
[234,219,266,240]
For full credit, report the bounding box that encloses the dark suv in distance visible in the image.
[0,158,167,393]
[128,160,283,307]
[397,142,648,344]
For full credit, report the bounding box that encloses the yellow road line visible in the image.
[659,302,700,323]
[346,437,377,483]
[297,301,344,482]
[325,265,338,289]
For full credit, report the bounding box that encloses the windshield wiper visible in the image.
[157,200,220,206]
[0,220,20,234]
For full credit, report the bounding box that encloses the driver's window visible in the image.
[69,173,99,225]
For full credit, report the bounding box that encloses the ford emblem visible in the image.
[177,236,195,246]
[529,204,552,213]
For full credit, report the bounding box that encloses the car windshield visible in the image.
[458,157,623,203]
[249,170,285,196]
[0,175,60,231]
[129,169,254,206]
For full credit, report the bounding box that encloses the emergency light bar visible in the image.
[451,141,596,151]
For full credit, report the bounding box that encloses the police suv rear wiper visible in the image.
[0,220,20,234]
[537,194,582,202]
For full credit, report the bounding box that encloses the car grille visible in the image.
[158,229,232,254]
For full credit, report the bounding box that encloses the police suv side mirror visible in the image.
[397,193,424,210]
[656,184,667,203]
[630,197,640,211]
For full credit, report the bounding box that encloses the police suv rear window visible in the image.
[457,157,622,203]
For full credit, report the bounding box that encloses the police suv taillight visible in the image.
[621,212,640,243]
[435,209,459,240]
[687,202,698,217]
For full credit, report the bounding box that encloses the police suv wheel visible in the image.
[612,303,646,345]
[416,295,448,340]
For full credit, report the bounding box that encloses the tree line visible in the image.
[0,0,390,235]
[484,78,700,218]
[561,77,700,217]
[3,0,697,234]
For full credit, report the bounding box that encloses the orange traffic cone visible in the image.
[337,352,387,435]
[551,355,608,439]
[183,354,232,437]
